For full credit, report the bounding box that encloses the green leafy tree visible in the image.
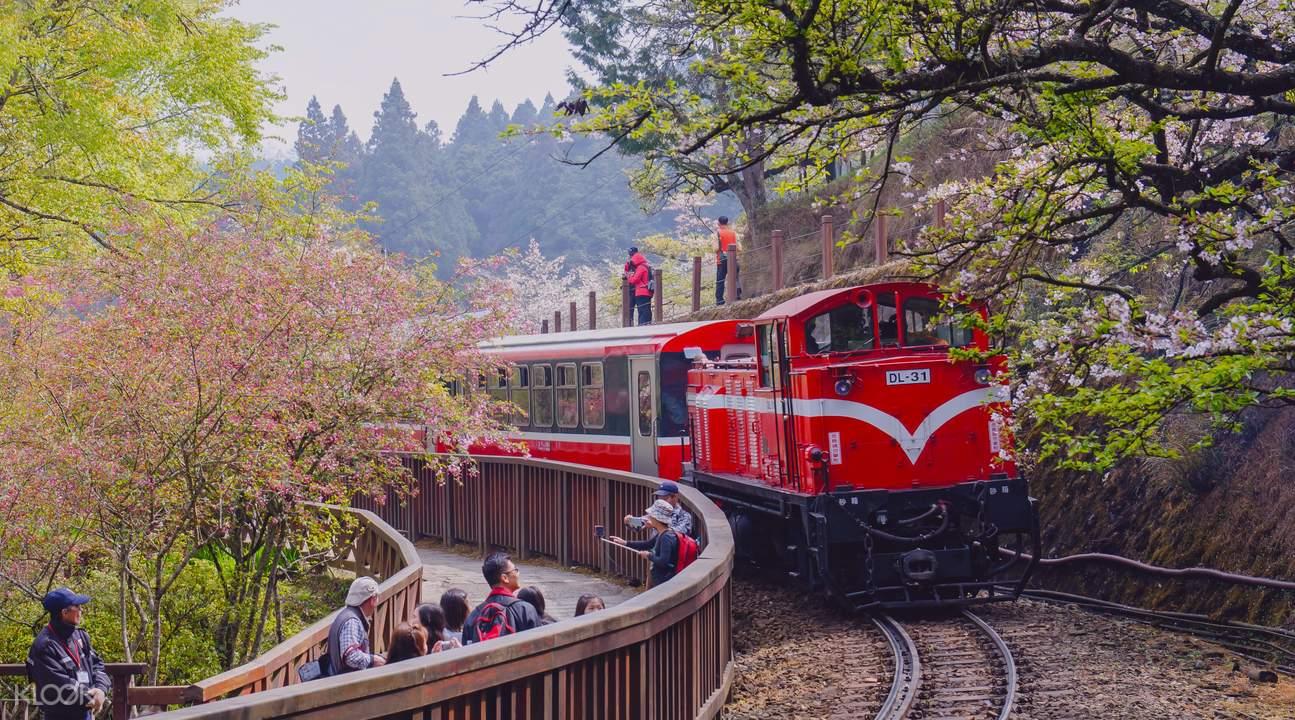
[0,0,276,272]
[478,0,1295,471]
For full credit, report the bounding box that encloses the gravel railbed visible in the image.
[723,577,1294,719]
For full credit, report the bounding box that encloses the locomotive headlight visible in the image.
[974,367,992,385]
[834,377,854,396]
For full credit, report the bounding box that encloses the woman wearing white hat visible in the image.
[609,499,681,587]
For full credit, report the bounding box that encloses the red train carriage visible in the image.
[686,282,1038,607]
[473,281,1038,609]
[476,321,752,480]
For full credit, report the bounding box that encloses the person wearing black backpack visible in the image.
[609,500,697,587]
[461,552,541,644]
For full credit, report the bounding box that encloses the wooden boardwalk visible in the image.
[417,542,642,620]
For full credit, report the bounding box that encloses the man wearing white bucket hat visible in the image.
[326,577,386,673]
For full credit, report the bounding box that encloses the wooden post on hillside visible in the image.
[541,319,549,334]
[588,290,597,330]
[653,268,663,323]
[569,301,578,332]
[621,282,631,327]
[821,215,835,280]
[553,310,562,333]
[935,199,947,229]
[724,246,738,305]
[771,230,785,290]
[875,213,889,264]
[691,256,702,312]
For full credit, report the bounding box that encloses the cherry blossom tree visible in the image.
[459,239,620,331]
[0,216,511,675]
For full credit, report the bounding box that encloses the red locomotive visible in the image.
[476,281,1038,608]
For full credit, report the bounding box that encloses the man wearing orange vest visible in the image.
[715,216,739,305]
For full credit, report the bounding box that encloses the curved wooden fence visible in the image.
[153,455,735,720]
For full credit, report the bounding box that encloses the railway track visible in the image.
[873,610,1017,720]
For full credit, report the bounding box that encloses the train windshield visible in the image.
[805,304,875,354]
[901,296,976,347]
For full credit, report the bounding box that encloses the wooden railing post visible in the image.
[652,269,663,323]
[724,246,738,305]
[554,310,562,333]
[541,319,549,334]
[569,301,578,332]
[691,256,702,312]
[821,214,834,280]
[621,282,631,328]
[771,230,784,290]
[875,213,889,264]
[587,290,597,330]
[935,198,947,229]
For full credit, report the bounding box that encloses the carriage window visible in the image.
[804,304,874,354]
[637,371,654,437]
[487,368,509,416]
[509,366,530,425]
[756,324,774,387]
[902,296,974,347]
[531,364,554,427]
[556,363,579,428]
[876,292,899,347]
[581,362,605,429]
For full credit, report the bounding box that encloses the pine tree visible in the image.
[294,96,330,165]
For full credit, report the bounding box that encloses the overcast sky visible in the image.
[227,1,576,155]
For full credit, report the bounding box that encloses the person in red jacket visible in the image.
[715,217,739,305]
[624,247,652,325]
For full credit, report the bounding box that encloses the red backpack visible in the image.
[472,597,517,642]
[675,532,699,572]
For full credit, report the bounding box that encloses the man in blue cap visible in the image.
[622,480,693,537]
[26,587,110,719]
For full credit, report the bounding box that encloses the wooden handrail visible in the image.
[150,455,735,720]
[124,504,423,710]
[1,663,148,720]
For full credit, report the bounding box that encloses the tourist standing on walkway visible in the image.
[574,594,605,616]
[462,552,542,644]
[623,480,693,537]
[440,589,469,644]
[328,577,386,673]
[715,217,739,305]
[385,623,427,664]
[27,587,109,720]
[517,586,558,625]
[624,247,653,325]
[610,500,681,587]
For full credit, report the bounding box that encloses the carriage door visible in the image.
[629,355,659,476]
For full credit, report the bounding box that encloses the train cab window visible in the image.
[756,324,774,387]
[804,304,874,354]
[637,371,654,437]
[531,364,554,427]
[876,292,900,347]
[902,296,974,347]
[556,363,579,428]
[509,366,530,425]
[581,362,605,429]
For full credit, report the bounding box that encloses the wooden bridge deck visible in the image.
[417,541,642,620]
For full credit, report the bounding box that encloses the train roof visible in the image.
[481,320,749,357]
[755,281,939,321]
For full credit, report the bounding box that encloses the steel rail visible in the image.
[1014,587,1295,673]
[962,610,1018,720]
[872,614,920,720]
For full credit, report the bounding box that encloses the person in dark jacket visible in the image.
[462,552,542,644]
[624,248,652,325]
[610,500,680,587]
[516,586,558,625]
[26,587,110,720]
